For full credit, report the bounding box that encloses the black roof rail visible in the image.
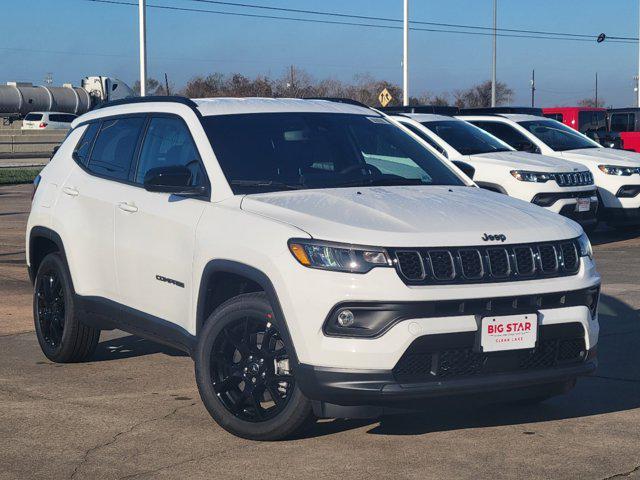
[380,105,459,115]
[458,106,543,116]
[92,95,199,111]
[303,97,371,109]
[608,107,640,113]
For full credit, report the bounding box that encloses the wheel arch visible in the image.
[196,259,299,365]
[28,226,70,286]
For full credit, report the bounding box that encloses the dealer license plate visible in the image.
[480,314,537,352]
[576,197,590,212]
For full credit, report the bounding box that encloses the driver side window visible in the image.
[135,116,205,186]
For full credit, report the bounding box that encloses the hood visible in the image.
[241,186,582,247]
[470,151,586,172]
[560,148,640,167]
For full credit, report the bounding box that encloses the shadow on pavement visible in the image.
[300,293,640,438]
[589,225,640,246]
[92,334,187,361]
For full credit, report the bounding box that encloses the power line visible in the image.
[79,0,637,44]
[182,0,639,41]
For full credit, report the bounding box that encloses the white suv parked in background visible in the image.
[27,97,600,440]
[462,113,640,228]
[392,114,597,228]
[21,112,77,130]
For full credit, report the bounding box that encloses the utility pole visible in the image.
[595,72,598,107]
[530,69,535,108]
[164,73,170,96]
[491,0,497,107]
[403,0,409,106]
[139,0,147,97]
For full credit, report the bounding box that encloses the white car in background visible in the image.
[21,112,77,131]
[392,114,598,229]
[461,114,640,228]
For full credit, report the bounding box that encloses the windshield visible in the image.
[421,120,512,155]
[201,113,465,194]
[518,119,601,152]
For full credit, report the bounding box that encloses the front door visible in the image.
[114,115,209,332]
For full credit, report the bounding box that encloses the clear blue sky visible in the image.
[2,0,639,106]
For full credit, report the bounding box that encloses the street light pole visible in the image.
[139,0,147,97]
[491,0,497,107]
[403,0,409,106]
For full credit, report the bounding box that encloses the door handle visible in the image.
[118,202,138,213]
[62,186,79,197]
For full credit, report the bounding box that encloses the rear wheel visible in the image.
[195,292,315,440]
[33,253,100,362]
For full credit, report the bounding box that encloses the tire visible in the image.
[33,253,100,363]
[194,292,316,440]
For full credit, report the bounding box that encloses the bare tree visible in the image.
[132,78,164,96]
[577,97,606,108]
[180,68,460,108]
[454,80,513,108]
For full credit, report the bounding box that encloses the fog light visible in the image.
[337,309,355,327]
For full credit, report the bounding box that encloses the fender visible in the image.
[196,259,300,366]
[27,226,69,286]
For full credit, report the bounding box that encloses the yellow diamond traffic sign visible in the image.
[378,88,393,107]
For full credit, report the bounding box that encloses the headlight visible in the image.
[577,232,593,260]
[511,170,551,182]
[288,239,392,273]
[598,165,640,176]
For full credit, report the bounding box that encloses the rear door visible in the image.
[55,116,145,299]
[114,114,208,330]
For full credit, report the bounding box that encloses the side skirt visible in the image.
[75,295,196,357]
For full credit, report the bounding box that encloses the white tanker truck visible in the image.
[0,76,135,123]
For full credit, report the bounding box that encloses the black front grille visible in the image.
[538,244,558,273]
[429,251,455,280]
[395,251,424,280]
[554,171,593,187]
[393,323,586,383]
[459,249,483,279]
[514,246,535,275]
[391,238,581,285]
[560,242,579,272]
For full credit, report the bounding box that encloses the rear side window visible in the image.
[73,123,100,166]
[135,116,206,186]
[610,113,633,132]
[24,113,43,121]
[88,117,145,181]
[544,113,563,122]
[469,121,531,150]
[49,114,76,123]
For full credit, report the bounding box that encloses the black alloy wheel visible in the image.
[35,270,66,350]
[210,316,294,422]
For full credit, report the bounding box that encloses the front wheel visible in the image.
[194,292,315,440]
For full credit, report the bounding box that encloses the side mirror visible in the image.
[143,165,207,196]
[452,160,475,180]
[515,141,539,154]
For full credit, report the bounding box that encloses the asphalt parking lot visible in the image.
[1,183,639,480]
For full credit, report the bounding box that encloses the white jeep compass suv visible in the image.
[461,113,640,228]
[392,114,597,228]
[27,97,600,440]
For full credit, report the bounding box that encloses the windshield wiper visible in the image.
[230,180,305,190]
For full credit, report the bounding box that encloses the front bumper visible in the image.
[297,356,596,407]
[297,317,597,408]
